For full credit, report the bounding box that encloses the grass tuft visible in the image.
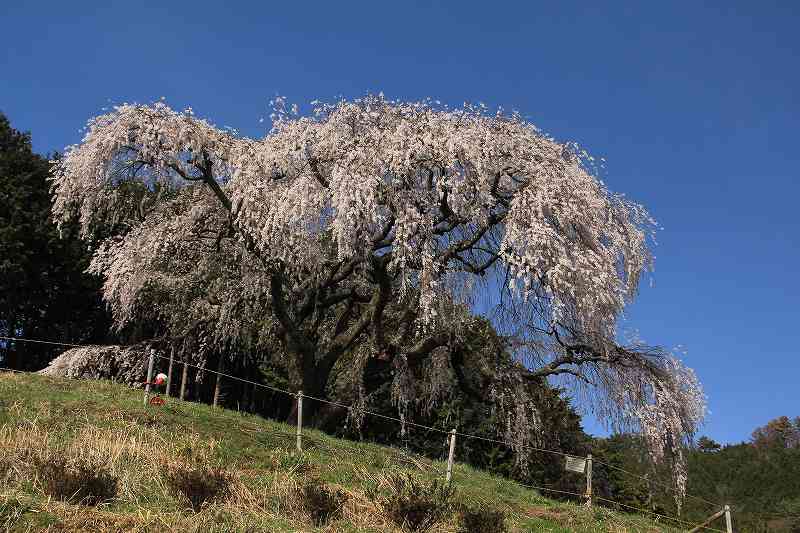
[457,504,507,533]
[163,462,232,512]
[376,470,454,532]
[299,476,346,525]
[33,455,118,506]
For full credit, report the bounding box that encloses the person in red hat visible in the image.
[147,373,169,406]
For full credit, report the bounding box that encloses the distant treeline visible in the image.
[592,417,800,532]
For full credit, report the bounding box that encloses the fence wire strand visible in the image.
[591,457,724,510]
[593,497,726,532]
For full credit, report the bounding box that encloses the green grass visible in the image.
[0,372,681,532]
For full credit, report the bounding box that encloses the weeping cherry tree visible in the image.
[51,95,705,501]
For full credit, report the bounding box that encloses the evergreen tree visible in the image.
[0,113,110,370]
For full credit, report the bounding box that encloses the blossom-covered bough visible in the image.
[51,96,705,503]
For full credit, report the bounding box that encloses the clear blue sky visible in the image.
[2,1,798,445]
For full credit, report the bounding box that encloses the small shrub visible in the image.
[379,472,454,532]
[300,478,346,526]
[34,456,117,506]
[458,506,507,533]
[164,463,231,512]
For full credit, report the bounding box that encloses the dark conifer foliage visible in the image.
[590,421,800,532]
[0,113,111,370]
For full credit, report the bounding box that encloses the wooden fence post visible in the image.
[296,391,303,453]
[212,357,224,408]
[446,429,457,482]
[179,361,188,401]
[213,373,221,408]
[166,348,175,397]
[724,504,733,533]
[143,348,155,406]
[585,454,593,507]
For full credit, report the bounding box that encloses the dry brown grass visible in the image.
[0,418,434,532]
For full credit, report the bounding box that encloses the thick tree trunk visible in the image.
[286,374,325,425]
[284,347,336,427]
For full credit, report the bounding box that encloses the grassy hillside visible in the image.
[0,372,681,532]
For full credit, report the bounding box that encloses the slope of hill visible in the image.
[0,372,681,532]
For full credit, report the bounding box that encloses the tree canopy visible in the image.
[0,113,110,370]
[50,96,705,497]
[752,416,800,450]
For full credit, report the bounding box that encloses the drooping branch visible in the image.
[403,332,451,364]
[198,154,232,211]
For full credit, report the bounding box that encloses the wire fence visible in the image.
[593,497,725,533]
[592,457,724,511]
[0,335,735,532]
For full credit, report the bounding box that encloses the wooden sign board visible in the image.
[565,455,586,473]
